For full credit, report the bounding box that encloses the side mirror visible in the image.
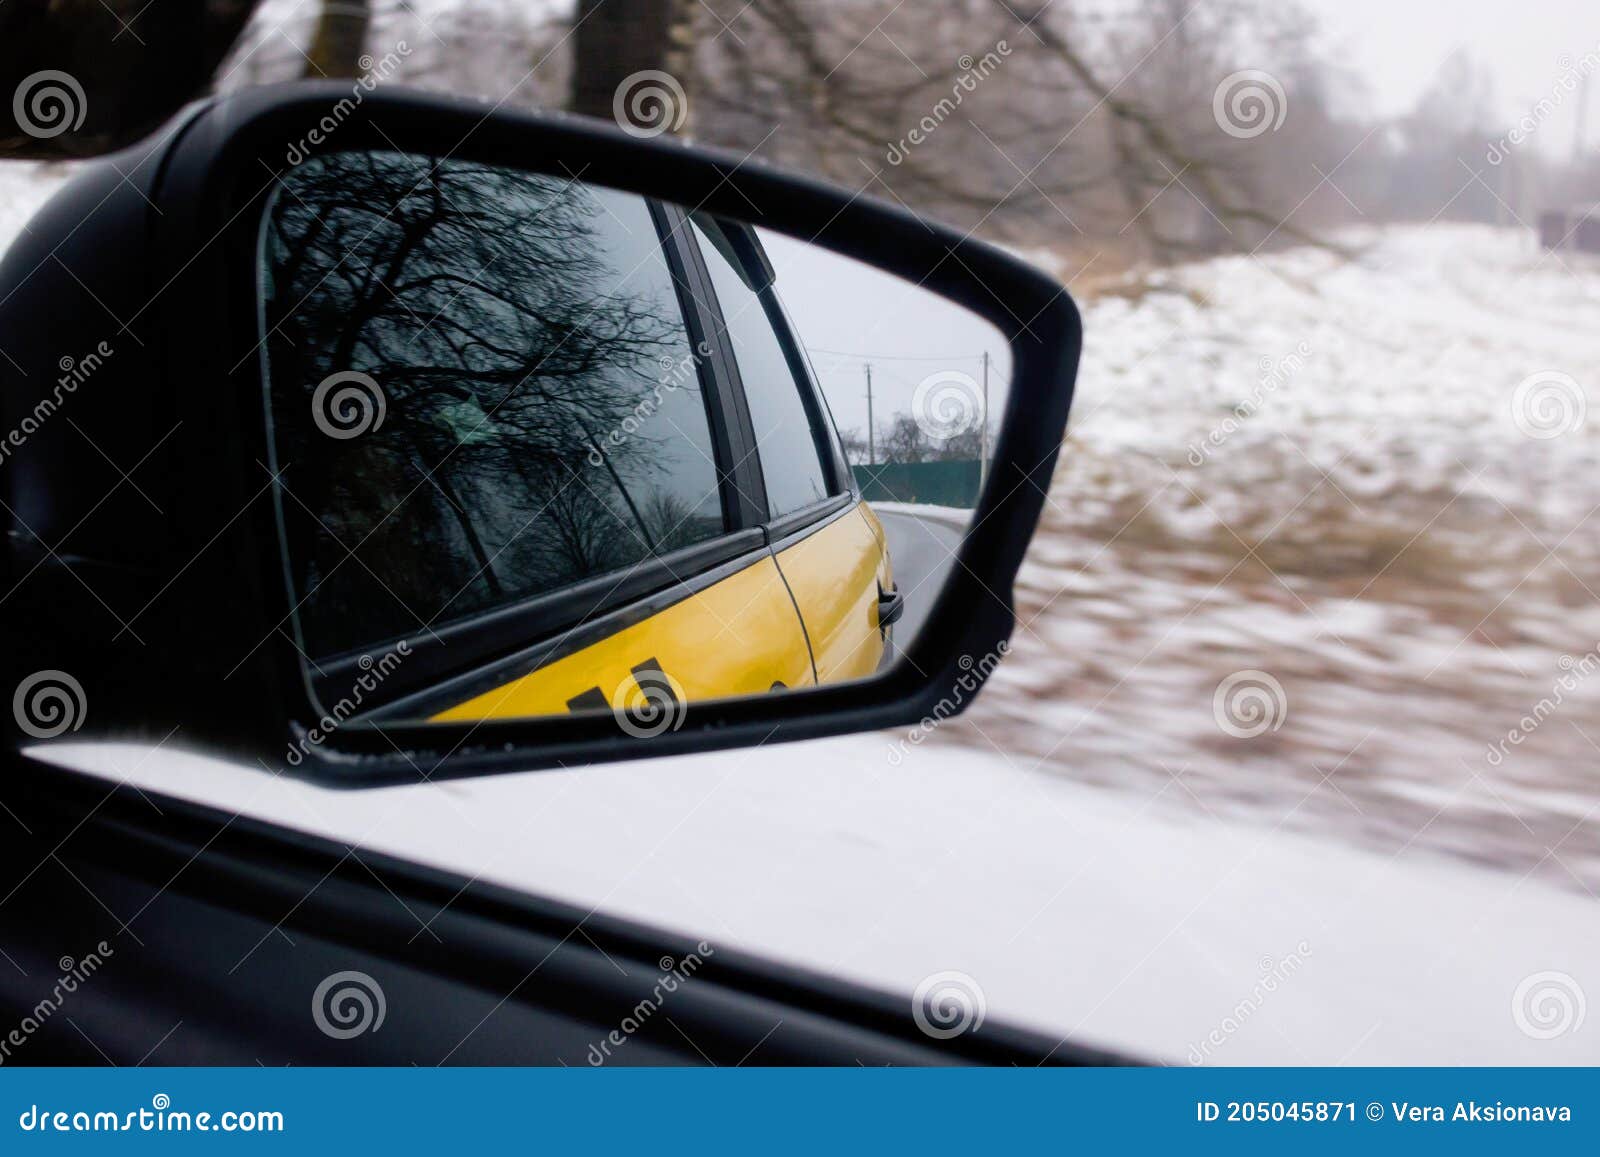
[0,0,259,160]
[0,83,1080,785]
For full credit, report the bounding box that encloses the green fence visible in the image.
[852,460,981,508]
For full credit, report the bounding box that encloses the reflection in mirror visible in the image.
[257,150,1010,733]
[757,230,1010,650]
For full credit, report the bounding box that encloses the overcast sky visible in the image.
[758,229,1011,444]
[1307,0,1599,152]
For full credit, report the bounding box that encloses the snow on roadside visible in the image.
[947,224,1600,893]
[864,500,973,528]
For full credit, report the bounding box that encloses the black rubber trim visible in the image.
[313,528,768,714]
[649,199,764,531]
[668,203,770,524]
[366,531,773,721]
[768,285,856,496]
[765,492,854,550]
[684,212,847,507]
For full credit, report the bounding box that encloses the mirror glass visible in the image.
[256,150,1010,730]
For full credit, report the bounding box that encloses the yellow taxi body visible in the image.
[432,499,894,721]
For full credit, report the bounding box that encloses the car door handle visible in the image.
[876,585,904,628]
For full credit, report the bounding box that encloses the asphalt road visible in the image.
[873,507,966,647]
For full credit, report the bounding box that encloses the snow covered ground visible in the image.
[968,225,1600,895]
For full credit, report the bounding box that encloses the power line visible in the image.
[805,347,988,362]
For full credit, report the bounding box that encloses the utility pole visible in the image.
[865,362,875,466]
[1577,69,1593,164]
[979,350,990,487]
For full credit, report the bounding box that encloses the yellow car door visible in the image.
[431,545,815,721]
[769,501,891,683]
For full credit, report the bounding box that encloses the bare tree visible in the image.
[876,415,934,464]
[262,154,718,650]
[302,0,370,79]
[571,0,696,132]
[675,0,1353,259]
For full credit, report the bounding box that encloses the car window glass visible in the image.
[260,154,725,657]
[689,217,832,517]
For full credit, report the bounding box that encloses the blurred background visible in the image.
[4,0,1599,1059]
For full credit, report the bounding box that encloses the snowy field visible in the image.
[961,225,1600,895]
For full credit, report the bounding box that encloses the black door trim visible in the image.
[362,528,773,721]
[687,214,851,495]
[657,202,770,529]
[765,492,854,549]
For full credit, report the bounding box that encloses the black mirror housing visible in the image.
[0,83,1080,785]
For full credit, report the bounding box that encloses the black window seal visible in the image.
[654,201,769,530]
[313,526,770,715]
[763,283,854,497]
[764,492,854,548]
[363,527,774,721]
[689,211,775,291]
[683,213,846,517]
